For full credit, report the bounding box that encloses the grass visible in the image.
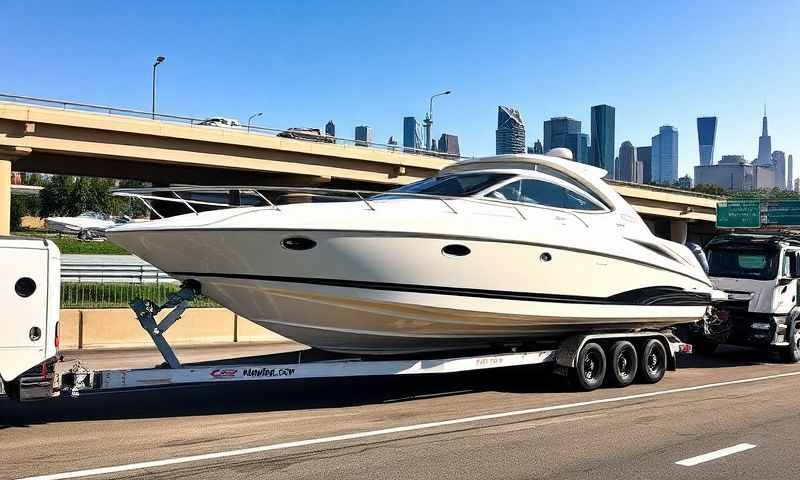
[13,231,129,255]
[61,282,219,309]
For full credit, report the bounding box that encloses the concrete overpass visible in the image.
[0,95,719,239]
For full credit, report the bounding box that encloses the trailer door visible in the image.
[0,244,50,382]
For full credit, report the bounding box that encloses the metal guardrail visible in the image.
[60,263,176,284]
[0,93,464,160]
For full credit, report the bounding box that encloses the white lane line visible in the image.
[18,369,800,480]
[676,443,757,466]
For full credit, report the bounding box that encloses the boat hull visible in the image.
[187,274,708,354]
[109,227,713,355]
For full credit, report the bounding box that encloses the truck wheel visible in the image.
[781,321,800,363]
[572,342,606,391]
[607,341,638,387]
[638,339,667,384]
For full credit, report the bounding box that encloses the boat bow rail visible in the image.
[112,185,587,223]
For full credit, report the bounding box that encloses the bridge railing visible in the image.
[0,93,465,160]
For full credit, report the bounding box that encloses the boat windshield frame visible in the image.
[377,172,517,199]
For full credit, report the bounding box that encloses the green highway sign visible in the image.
[763,200,800,226]
[716,200,761,228]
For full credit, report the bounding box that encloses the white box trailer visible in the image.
[0,236,60,401]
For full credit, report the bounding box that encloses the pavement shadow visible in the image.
[0,364,567,428]
[1,345,786,428]
[678,344,783,369]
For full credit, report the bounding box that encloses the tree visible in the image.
[39,176,117,217]
[692,184,729,196]
[39,175,76,217]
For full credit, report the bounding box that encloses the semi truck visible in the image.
[687,233,800,362]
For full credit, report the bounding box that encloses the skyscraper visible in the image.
[438,133,460,156]
[543,117,588,162]
[696,116,717,166]
[636,146,652,184]
[757,106,772,165]
[618,141,641,183]
[533,139,543,154]
[325,120,336,138]
[590,104,615,172]
[773,150,787,190]
[651,125,679,184]
[354,125,373,147]
[495,106,526,154]
[789,155,794,190]
[403,117,422,152]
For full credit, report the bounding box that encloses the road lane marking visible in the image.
[676,443,757,466]
[18,369,800,480]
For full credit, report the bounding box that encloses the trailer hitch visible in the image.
[129,281,200,369]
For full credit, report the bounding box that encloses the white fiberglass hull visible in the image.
[108,208,713,354]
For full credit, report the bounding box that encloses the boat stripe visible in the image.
[171,272,711,306]
[110,228,712,288]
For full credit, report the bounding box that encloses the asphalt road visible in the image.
[3,343,800,480]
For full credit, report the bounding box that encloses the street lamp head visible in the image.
[155,56,165,65]
[444,90,451,95]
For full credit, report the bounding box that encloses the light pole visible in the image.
[151,56,165,119]
[423,90,451,151]
[247,112,263,132]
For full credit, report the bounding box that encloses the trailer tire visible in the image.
[780,318,800,364]
[572,342,606,391]
[638,339,667,384]
[607,341,638,387]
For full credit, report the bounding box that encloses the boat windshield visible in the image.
[378,173,515,199]
[707,248,779,280]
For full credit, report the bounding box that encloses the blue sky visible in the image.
[2,1,798,179]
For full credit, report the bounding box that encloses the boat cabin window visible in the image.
[385,173,515,197]
[486,179,604,211]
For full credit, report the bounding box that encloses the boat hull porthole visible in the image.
[442,244,471,257]
[281,237,317,251]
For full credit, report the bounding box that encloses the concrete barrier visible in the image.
[59,308,288,350]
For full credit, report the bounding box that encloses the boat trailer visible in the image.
[59,282,692,396]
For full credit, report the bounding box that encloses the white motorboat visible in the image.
[107,151,716,355]
[45,211,114,233]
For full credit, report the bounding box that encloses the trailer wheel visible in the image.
[780,320,800,363]
[607,341,638,387]
[638,339,667,384]
[572,342,606,391]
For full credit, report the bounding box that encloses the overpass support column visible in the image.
[670,220,688,244]
[0,147,33,235]
[0,157,9,235]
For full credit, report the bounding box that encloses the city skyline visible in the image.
[1,2,797,179]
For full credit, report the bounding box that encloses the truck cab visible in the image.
[0,236,61,401]
[699,234,800,360]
